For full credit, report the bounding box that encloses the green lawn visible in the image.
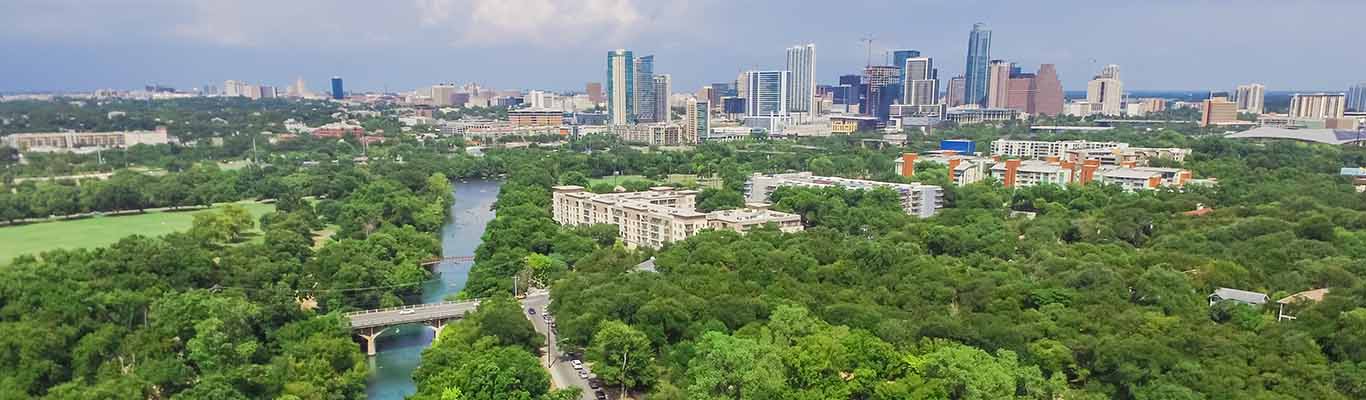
[0,202,275,262]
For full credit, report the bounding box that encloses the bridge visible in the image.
[346,300,481,356]
[420,255,476,270]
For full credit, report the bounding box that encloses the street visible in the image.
[521,290,601,400]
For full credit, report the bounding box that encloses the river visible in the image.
[365,179,502,399]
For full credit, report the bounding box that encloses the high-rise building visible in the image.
[634,55,657,123]
[1235,83,1265,114]
[1086,65,1123,116]
[586,82,604,103]
[291,77,308,97]
[947,76,967,107]
[1288,93,1347,119]
[331,77,344,100]
[745,70,789,117]
[892,50,921,78]
[223,80,243,97]
[653,74,672,123]
[684,98,710,144]
[1200,93,1239,127]
[607,49,634,125]
[1346,83,1366,112]
[1032,64,1064,116]
[1005,72,1036,113]
[902,56,938,106]
[963,23,993,106]
[987,60,1012,109]
[431,84,457,106]
[786,44,816,115]
[864,65,900,121]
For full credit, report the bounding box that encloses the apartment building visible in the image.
[508,108,564,127]
[745,172,945,218]
[1063,146,1190,166]
[990,139,1122,159]
[990,160,1072,187]
[895,152,992,185]
[551,186,801,248]
[3,127,171,151]
[896,152,1194,192]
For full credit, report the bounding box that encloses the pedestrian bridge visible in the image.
[346,299,481,356]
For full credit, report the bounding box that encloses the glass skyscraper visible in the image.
[745,70,789,117]
[786,44,816,114]
[634,55,656,122]
[330,77,344,100]
[892,50,921,77]
[963,23,992,107]
[607,49,634,125]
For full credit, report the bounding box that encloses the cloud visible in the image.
[417,0,644,47]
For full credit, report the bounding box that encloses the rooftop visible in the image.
[1277,288,1330,305]
[1211,287,1269,305]
[1227,127,1366,145]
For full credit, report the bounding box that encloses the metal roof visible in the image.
[1227,127,1366,145]
[1210,287,1269,305]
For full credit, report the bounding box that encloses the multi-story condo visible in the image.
[963,23,993,106]
[683,98,709,144]
[653,74,671,123]
[896,153,992,185]
[745,172,945,218]
[551,186,802,248]
[1289,93,1347,119]
[1235,83,1265,114]
[606,49,634,125]
[786,44,816,115]
[991,160,1072,187]
[990,139,1123,159]
[3,127,171,152]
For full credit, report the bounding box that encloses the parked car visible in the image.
[571,360,583,369]
[578,370,589,379]
[589,379,601,389]
[595,391,607,400]
[527,308,536,315]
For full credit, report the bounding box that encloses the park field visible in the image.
[0,202,275,262]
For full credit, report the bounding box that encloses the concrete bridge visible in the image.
[420,255,475,270]
[346,299,481,356]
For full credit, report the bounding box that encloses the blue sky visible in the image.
[1,0,1362,93]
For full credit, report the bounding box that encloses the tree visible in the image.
[588,320,656,391]
[697,188,745,212]
[686,332,785,399]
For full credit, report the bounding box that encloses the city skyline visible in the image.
[2,1,1365,93]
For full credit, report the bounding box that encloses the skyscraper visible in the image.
[431,84,457,106]
[1086,65,1123,116]
[786,44,817,115]
[986,60,1012,109]
[1346,83,1365,112]
[607,49,634,125]
[330,77,344,100]
[684,98,710,144]
[1032,65,1064,116]
[963,23,992,106]
[892,50,921,78]
[902,56,938,106]
[1289,93,1346,119]
[745,70,789,117]
[586,82,604,103]
[947,76,967,107]
[864,65,900,121]
[653,74,672,123]
[634,55,657,122]
[1234,83,1265,114]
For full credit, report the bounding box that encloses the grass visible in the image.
[0,202,276,262]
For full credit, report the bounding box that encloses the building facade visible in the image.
[508,109,564,127]
[684,98,709,144]
[902,56,938,106]
[1289,93,1347,119]
[947,76,967,107]
[653,74,672,123]
[1235,83,1265,114]
[1086,77,1123,116]
[607,49,634,125]
[633,55,657,123]
[990,139,1123,159]
[786,44,817,114]
[987,60,1013,109]
[745,70,790,117]
[963,23,993,106]
[330,77,344,100]
[1348,83,1366,112]
[3,128,171,151]
[1200,95,1239,127]
[864,65,900,121]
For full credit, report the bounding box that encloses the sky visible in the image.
[1,0,1363,94]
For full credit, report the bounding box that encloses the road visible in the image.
[521,290,601,400]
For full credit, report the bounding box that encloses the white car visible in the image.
[399,309,415,315]
[572,360,583,369]
[578,370,589,379]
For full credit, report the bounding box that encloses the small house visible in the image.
[1208,287,1269,307]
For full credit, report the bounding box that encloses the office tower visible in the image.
[892,50,921,77]
[331,77,344,100]
[1005,71,1036,113]
[987,60,1012,108]
[836,74,865,110]
[1346,83,1365,112]
[947,76,967,107]
[431,84,457,106]
[633,55,657,122]
[902,56,938,106]
[697,86,714,107]
[1032,64,1064,116]
[684,98,710,144]
[745,70,789,117]
[1201,93,1239,127]
[653,74,672,123]
[586,82,604,103]
[1086,65,1123,116]
[735,72,749,104]
[963,23,992,106]
[607,49,634,125]
[1235,83,1265,114]
[786,43,816,114]
[1288,93,1347,119]
[864,66,900,120]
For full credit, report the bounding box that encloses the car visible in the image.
[589,379,601,389]
[578,370,589,379]
[571,360,583,369]
[398,309,415,315]
[527,308,536,315]
[594,391,607,400]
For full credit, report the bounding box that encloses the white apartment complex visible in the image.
[551,186,802,249]
[744,172,945,218]
[990,139,1122,159]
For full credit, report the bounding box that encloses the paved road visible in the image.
[522,290,602,400]
[347,300,481,330]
